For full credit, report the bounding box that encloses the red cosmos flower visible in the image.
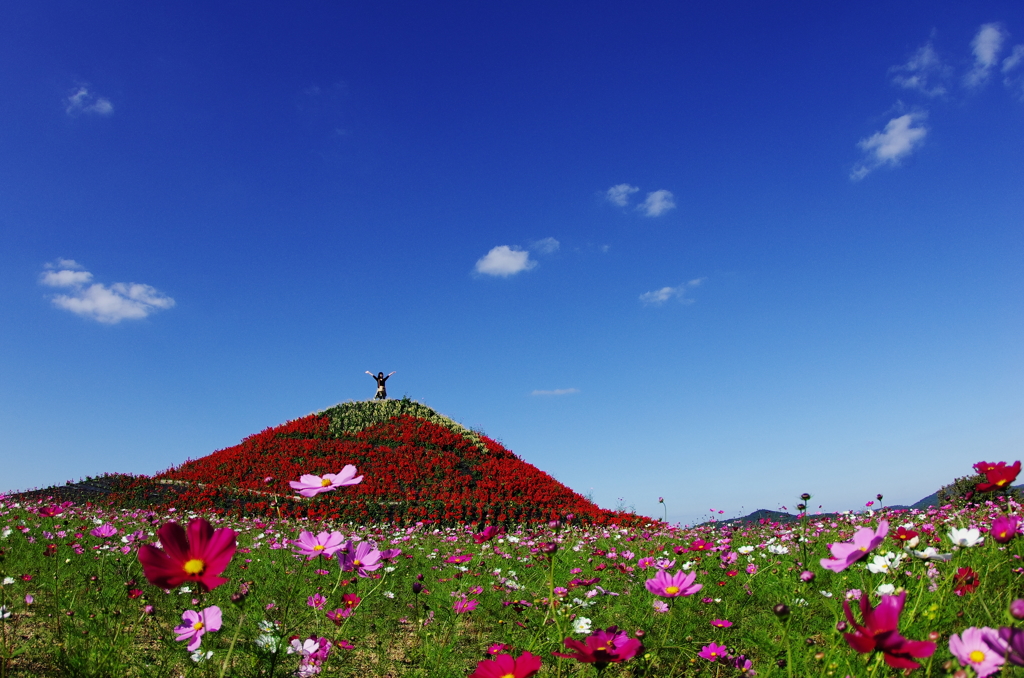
[552,626,644,669]
[891,526,919,544]
[842,591,935,670]
[953,567,980,596]
[470,652,542,678]
[690,539,714,552]
[137,518,237,592]
[975,461,1022,492]
[38,505,64,518]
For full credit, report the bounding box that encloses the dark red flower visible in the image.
[137,518,237,592]
[842,592,935,670]
[975,461,1021,492]
[552,626,643,669]
[890,526,919,544]
[953,567,980,596]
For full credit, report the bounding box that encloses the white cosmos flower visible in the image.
[948,527,984,548]
[737,546,754,554]
[572,617,593,634]
[907,547,952,562]
[866,551,904,575]
[875,583,896,596]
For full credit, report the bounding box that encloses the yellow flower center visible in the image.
[997,479,1008,487]
[182,559,205,575]
[193,621,204,631]
[313,545,325,551]
[500,674,514,678]
[858,546,867,551]
[353,559,362,567]
[320,478,332,487]
[970,649,986,663]
[665,586,680,594]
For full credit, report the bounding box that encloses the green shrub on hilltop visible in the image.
[317,397,489,452]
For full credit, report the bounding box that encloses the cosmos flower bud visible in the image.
[773,604,790,620]
[412,582,423,595]
[835,621,847,632]
[1011,599,1024,620]
[800,493,811,501]
[876,494,883,501]
[799,571,815,583]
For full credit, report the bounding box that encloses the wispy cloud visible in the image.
[531,388,579,396]
[890,42,948,97]
[964,23,1007,89]
[638,189,676,217]
[1003,44,1024,99]
[65,86,114,116]
[850,112,928,181]
[606,184,639,207]
[531,237,560,254]
[639,278,704,306]
[474,246,537,277]
[40,260,175,324]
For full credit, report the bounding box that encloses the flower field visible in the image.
[1,402,1022,676]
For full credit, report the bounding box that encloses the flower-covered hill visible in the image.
[128,398,646,526]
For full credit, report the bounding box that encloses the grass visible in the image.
[1,483,1023,677]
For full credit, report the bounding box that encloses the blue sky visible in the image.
[2,1,1022,525]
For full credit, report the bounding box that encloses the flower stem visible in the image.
[218,611,245,678]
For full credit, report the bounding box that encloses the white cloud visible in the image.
[474,246,537,277]
[638,189,676,217]
[964,23,1007,89]
[39,260,174,324]
[606,184,639,206]
[531,237,560,254]
[65,86,114,116]
[850,112,928,181]
[1003,44,1024,99]
[639,278,704,306]
[890,43,948,97]
[531,388,579,396]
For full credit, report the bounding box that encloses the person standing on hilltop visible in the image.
[366,370,395,399]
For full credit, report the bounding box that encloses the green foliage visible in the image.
[937,473,1021,508]
[318,397,489,452]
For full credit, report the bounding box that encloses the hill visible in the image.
[94,398,647,526]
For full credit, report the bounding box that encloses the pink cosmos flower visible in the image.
[89,524,118,538]
[291,530,345,560]
[820,521,888,573]
[289,465,363,497]
[137,518,237,592]
[173,605,222,652]
[644,569,702,598]
[991,515,1021,544]
[445,553,473,564]
[338,540,382,577]
[38,505,63,518]
[949,627,1004,677]
[453,598,478,613]
[698,642,729,661]
[652,600,669,613]
[711,619,733,628]
[307,593,327,609]
[470,652,543,678]
[842,591,935,670]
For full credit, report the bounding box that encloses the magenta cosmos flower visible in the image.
[453,598,478,614]
[950,627,1004,677]
[552,626,643,669]
[174,605,222,652]
[289,465,363,497]
[89,524,118,538]
[469,652,543,678]
[292,530,345,559]
[842,591,935,670]
[644,569,702,598]
[820,521,888,573]
[138,518,237,592]
[991,515,1021,544]
[473,525,502,544]
[698,642,729,661]
[338,540,383,577]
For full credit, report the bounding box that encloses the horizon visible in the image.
[1,1,1022,526]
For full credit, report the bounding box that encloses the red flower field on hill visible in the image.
[107,398,648,526]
